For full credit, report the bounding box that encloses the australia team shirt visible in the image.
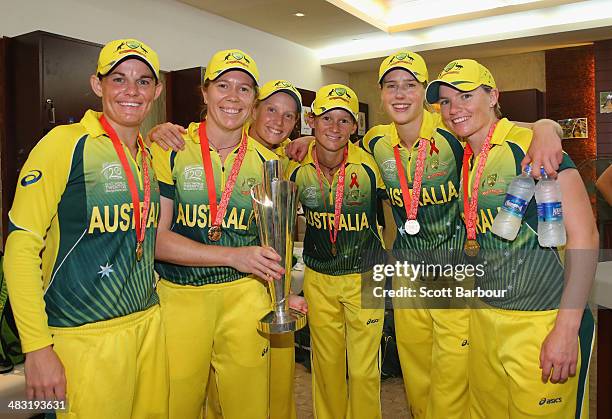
[4,110,160,352]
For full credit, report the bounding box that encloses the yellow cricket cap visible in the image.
[311,84,359,121]
[378,50,428,84]
[97,39,160,81]
[426,59,497,104]
[204,49,259,84]
[259,80,302,113]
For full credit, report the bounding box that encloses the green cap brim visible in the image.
[261,89,302,113]
[425,80,481,104]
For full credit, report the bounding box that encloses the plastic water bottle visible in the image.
[492,166,535,240]
[534,169,566,247]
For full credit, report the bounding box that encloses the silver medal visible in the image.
[405,219,420,235]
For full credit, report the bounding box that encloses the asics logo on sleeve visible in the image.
[20,170,42,186]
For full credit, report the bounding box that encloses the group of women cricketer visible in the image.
[3,33,597,419]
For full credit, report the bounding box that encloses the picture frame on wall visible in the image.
[301,106,312,135]
[357,111,366,136]
[600,91,612,114]
[557,118,588,139]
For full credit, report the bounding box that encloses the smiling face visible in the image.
[380,69,425,125]
[91,58,162,130]
[310,109,356,154]
[250,92,299,148]
[438,84,499,142]
[202,70,257,132]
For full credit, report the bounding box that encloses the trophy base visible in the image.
[258,308,307,334]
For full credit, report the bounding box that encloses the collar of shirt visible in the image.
[390,109,439,148]
[302,139,362,167]
[186,121,256,152]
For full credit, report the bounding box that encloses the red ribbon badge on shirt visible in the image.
[429,138,439,155]
[350,172,359,188]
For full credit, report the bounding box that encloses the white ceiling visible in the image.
[179,0,612,73]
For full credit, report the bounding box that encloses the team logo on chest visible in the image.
[101,162,127,193]
[302,186,319,207]
[425,155,449,180]
[183,164,204,191]
[240,177,258,195]
[481,172,507,196]
[381,158,397,182]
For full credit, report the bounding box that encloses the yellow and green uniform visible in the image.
[151,122,278,419]
[288,141,385,274]
[4,110,167,418]
[361,110,470,419]
[287,140,386,419]
[459,118,595,418]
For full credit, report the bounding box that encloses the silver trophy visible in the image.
[251,160,307,334]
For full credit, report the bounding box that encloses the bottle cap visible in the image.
[524,164,532,176]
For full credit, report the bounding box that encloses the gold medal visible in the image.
[331,243,337,257]
[208,225,222,242]
[464,239,480,257]
[136,242,143,262]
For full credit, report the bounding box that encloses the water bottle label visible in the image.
[537,202,563,222]
[501,194,529,218]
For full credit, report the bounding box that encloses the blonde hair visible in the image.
[481,86,502,119]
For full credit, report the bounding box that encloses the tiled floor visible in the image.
[294,364,410,418]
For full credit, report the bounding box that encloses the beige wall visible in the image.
[349,71,388,128]
[1,0,349,91]
[349,51,546,129]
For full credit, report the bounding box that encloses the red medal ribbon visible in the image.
[462,122,498,240]
[350,172,359,188]
[393,138,428,223]
[100,115,151,250]
[313,146,348,251]
[198,122,248,229]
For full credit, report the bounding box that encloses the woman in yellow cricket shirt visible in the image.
[287,84,387,419]
[427,59,597,419]
[206,79,308,419]
[4,39,167,418]
[150,49,283,419]
[150,78,308,419]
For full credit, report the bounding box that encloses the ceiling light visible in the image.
[294,12,305,17]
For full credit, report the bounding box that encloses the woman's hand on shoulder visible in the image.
[521,119,563,178]
[146,122,187,151]
[284,136,314,162]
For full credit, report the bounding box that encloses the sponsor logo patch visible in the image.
[101,163,127,193]
[183,164,204,191]
[539,397,562,406]
[20,170,42,186]
[303,186,318,207]
[381,159,397,181]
